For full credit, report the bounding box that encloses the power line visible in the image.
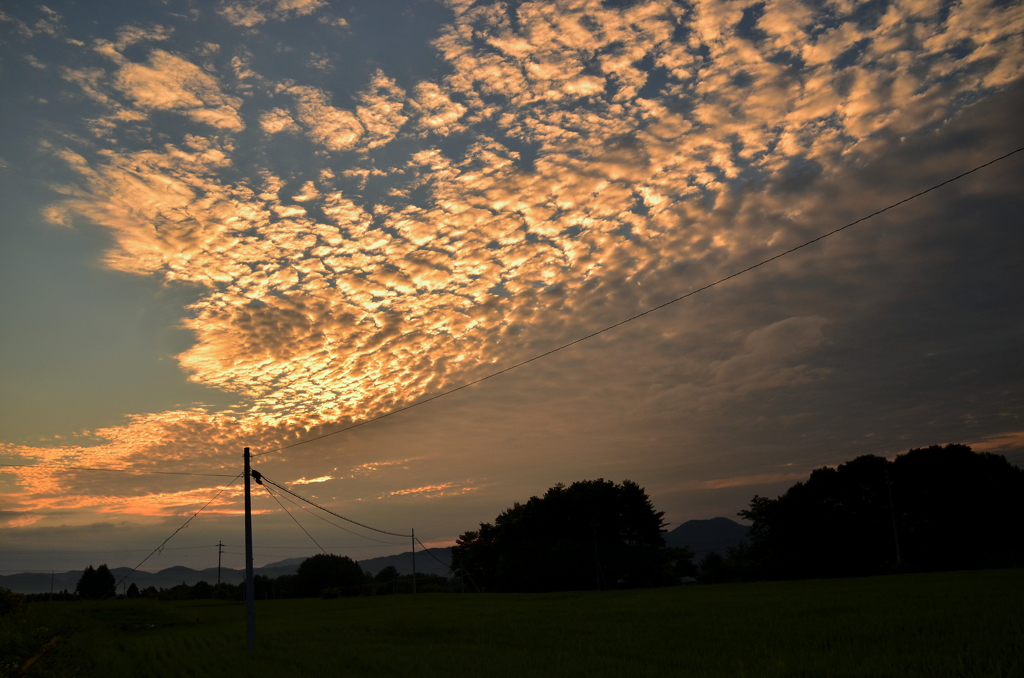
[414,537,452,570]
[261,481,401,544]
[258,481,326,555]
[0,463,236,477]
[222,543,405,549]
[416,537,482,593]
[253,145,1024,458]
[107,472,244,598]
[257,473,412,538]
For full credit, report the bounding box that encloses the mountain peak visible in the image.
[664,517,750,556]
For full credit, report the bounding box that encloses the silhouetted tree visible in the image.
[698,552,731,584]
[373,565,401,594]
[889,444,1024,568]
[76,564,116,600]
[374,565,400,583]
[0,588,23,615]
[126,583,140,599]
[211,582,242,600]
[739,444,1024,579]
[452,479,673,592]
[295,554,364,597]
[697,543,759,583]
[164,583,194,600]
[666,547,698,579]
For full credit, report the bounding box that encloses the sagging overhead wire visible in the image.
[108,472,244,598]
[256,472,412,538]
[222,543,404,549]
[414,536,451,569]
[262,479,402,545]
[415,536,481,593]
[258,480,326,555]
[251,145,1024,459]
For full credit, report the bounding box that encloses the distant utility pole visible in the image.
[217,541,224,585]
[244,447,255,650]
[884,466,903,566]
[411,528,417,598]
[50,571,54,602]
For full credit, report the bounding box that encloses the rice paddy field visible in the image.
[3,568,1022,677]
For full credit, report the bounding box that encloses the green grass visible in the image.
[4,569,1023,677]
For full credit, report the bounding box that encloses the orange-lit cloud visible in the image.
[219,0,326,27]
[970,430,1024,454]
[387,482,478,499]
[693,472,810,490]
[102,47,244,131]
[292,475,333,485]
[2,513,44,529]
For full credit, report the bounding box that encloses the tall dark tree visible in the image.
[374,565,400,584]
[294,554,364,597]
[452,479,676,592]
[372,565,402,595]
[76,564,116,599]
[740,444,1024,580]
[889,444,1024,569]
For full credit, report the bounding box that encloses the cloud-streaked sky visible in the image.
[2,0,1022,572]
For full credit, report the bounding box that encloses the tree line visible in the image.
[701,444,1024,583]
[16,555,454,603]
[9,442,1021,604]
[451,444,1022,590]
[451,478,693,592]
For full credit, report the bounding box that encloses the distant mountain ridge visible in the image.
[358,547,451,577]
[663,517,750,557]
[0,547,454,594]
[0,561,297,595]
[7,531,755,594]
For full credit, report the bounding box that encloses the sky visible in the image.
[1,0,1022,574]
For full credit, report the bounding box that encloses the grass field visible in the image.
[3,569,1022,677]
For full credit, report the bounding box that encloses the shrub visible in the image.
[0,587,23,616]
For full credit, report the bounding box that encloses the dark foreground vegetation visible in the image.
[453,478,689,591]
[2,569,1021,677]
[25,555,449,604]
[24,443,1020,609]
[709,444,1024,582]
[3,443,1021,675]
[454,444,1023,590]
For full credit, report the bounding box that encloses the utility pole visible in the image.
[50,571,54,602]
[244,447,255,650]
[884,466,903,566]
[217,541,224,585]
[411,528,417,598]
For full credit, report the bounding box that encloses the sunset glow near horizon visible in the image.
[1,0,1022,573]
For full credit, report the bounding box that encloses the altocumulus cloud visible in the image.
[0,0,1021,535]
